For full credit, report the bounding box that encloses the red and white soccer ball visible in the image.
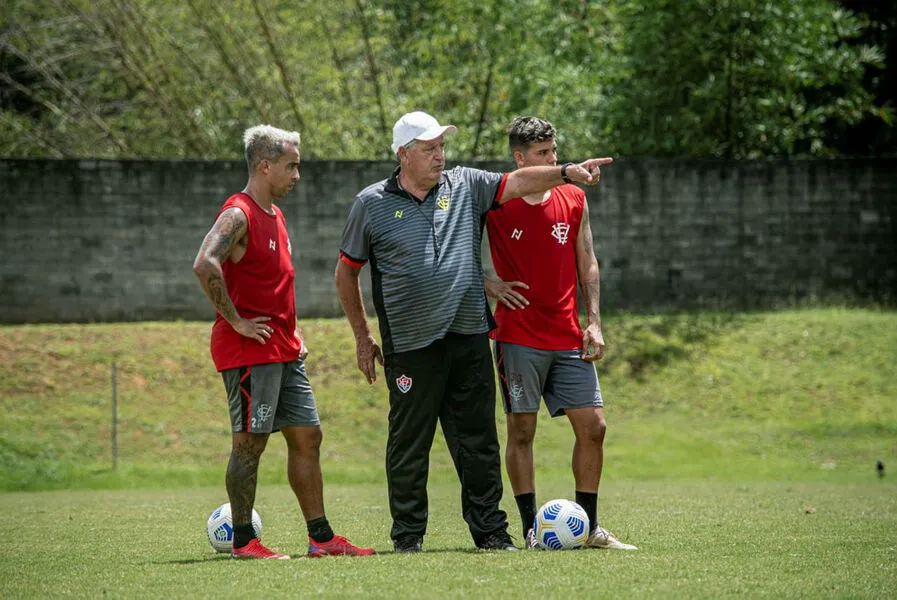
[533,499,590,550]
[206,502,263,553]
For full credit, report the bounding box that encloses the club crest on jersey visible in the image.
[396,374,413,393]
[395,210,403,219]
[437,195,451,210]
[551,222,570,245]
[511,228,523,240]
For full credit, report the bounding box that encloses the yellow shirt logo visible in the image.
[437,196,451,211]
[394,210,403,219]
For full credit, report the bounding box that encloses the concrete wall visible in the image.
[1,158,894,323]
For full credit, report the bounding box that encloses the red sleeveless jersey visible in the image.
[209,193,302,371]
[486,184,585,351]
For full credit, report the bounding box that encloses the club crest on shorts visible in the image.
[396,374,413,393]
[509,373,524,402]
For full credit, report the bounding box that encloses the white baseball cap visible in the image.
[391,111,457,154]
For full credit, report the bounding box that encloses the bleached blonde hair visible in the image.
[243,125,301,172]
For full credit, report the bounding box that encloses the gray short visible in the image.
[494,341,602,417]
[221,359,320,433]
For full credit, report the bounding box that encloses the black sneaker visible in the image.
[477,531,518,551]
[393,535,423,553]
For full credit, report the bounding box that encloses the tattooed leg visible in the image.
[226,432,270,525]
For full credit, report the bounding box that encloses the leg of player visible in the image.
[506,412,540,548]
[567,407,637,550]
[228,432,289,559]
[281,425,374,557]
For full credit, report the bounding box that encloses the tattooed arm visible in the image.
[193,207,272,344]
[576,199,605,362]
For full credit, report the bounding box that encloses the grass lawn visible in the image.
[1,309,895,597]
[2,481,894,598]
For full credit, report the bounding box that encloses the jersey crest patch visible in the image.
[396,374,413,394]
[437,195,451,211]
[551,222,570,245]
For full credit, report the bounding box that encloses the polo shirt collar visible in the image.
[386,167,448,201]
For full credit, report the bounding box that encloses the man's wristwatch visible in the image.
[561,162,574,183]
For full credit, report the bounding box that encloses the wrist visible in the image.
[561,162,574,183]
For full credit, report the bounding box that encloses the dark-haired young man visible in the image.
[485,116,637,550]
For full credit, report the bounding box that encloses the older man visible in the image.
[334,111,610,553]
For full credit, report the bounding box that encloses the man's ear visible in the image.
[513,150,526,168]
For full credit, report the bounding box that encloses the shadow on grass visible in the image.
[161,546,508,564]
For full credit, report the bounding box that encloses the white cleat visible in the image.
[525,529,541,550]
[587,527,638,550]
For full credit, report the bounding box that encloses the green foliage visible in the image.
[607,0,886,157]
[1,0,889,159]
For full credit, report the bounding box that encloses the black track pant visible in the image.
[384,332,508,544]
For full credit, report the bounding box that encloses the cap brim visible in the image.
[415,124,457,142]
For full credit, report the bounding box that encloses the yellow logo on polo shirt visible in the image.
[394,210,403,219]
[437,195,450,210]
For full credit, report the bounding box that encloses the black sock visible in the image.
[232,524,256,549]
[515,492,537,537]
[576,491,598,533]
[307,516,334,544]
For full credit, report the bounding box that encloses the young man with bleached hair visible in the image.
[335,111,612,552]
[193,124,374,559]
[484,116,637,550]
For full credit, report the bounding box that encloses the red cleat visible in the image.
[231,538,290,560]
[307,534,375,557]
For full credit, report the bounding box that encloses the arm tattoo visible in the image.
[208,210,243,263]
[207,272,239,323]
[196,208,246,323]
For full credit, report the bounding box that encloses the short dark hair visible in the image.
[508,116,556,153]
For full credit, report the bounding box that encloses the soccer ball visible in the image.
[533,499,590,550]
[206,502,263,553]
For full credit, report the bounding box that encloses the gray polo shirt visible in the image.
[340,166,506,355]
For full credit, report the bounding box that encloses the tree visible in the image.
[605,0,887,158]
[0,0,889,159]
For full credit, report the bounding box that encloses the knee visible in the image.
[587,417,607,445]
[507,422,536,447]
[290,426,323,456]
[575,415,606,447]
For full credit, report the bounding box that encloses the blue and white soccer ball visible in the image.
[206,502,263,553]
[533,499,590,550]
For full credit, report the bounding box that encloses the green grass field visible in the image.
[1,309,896,598]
